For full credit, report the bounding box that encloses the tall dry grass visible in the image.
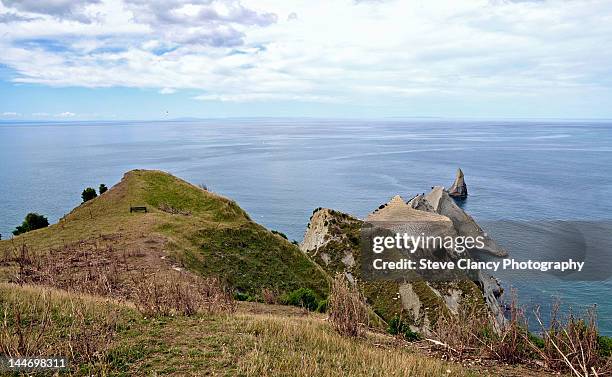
[261,288,278,305]
[428,299,492,360]
[428,291,611,376]
[327,273,369,338]
[131,272,235,317]
[3,237,128,297]
[0,284,123,366]
[2,239,236,319]
[531,303,610,377]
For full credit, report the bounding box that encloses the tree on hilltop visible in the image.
[82,187,97,202]
[13,212,49,236]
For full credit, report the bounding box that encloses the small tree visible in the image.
[81,187,97,202]
[13,213,49,235]
[99,184,108,194]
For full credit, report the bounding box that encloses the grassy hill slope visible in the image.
[0,170,328,299]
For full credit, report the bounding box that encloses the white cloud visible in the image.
[0,0,611,108]
[57,111,76,117]
[2,111,20,116]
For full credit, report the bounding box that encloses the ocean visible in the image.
[1,119,611,334]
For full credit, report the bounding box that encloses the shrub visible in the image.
[328,274,369,337]
[599,335,612,357]
[99,184,108,194]
[81,187,97,202]
[12,213,49,236]
[281,288,319,311]
[388,315,420,341]
[234,292,255,302]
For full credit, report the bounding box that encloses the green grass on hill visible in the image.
[0,170,328,299]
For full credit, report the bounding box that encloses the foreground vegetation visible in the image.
[1,283,475,376]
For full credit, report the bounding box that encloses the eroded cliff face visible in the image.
[410,186,507,257]
[300,188,505,334]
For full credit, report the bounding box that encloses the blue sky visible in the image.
[1,0,612,120]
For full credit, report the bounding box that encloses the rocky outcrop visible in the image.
[301,208,333,254]
[447,168,468,198]
[300,185,506,334]
[410,186,507,257]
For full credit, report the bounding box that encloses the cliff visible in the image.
[300,186,506,333]
[410,186,507,257]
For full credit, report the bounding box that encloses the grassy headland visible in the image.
[0,170,605,376]
[0,170,328,300]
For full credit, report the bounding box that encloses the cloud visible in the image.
[57,111,75,117]
[125,0,277,27]
[1,0,101,22]
[122,0,277,47]
[159,87,176,94]
[173,26,245,47]
[0,0,612,109]
[0,11,38,22]
[2,111,20,116]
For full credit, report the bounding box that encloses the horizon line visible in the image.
[3,115,612,123]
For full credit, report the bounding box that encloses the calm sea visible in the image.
[1,119,611,333]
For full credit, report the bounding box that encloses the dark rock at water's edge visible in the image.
[447,168,468,199]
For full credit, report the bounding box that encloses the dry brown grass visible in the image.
[131,272,235,317]
[429,300,491,360]
[236,313,467,377]
[158,202,192,216]
[427,291,611,376]
[0,234,237,319]
[2,234,234,316]
[328,273,369,338]
[487,294,533,364]
[261,287,278,305]
[0,283,127,367]
[1,234,158,299]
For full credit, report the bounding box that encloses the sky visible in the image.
[1,0,612,120]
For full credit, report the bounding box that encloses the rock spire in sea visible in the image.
[447,168,468,199]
